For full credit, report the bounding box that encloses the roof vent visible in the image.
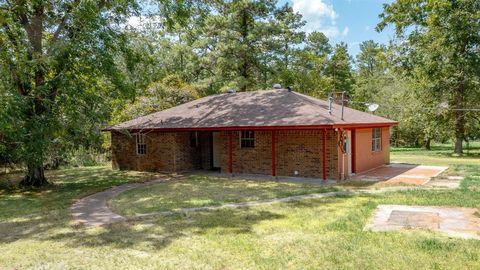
[273,84,282,89]
[227,88,236,93]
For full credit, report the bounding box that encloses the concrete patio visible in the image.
[351,163,448,185]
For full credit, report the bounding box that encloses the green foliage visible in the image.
[0,0,144,185]
[2,0,478,184]
[1,148,480,268]
[112,75,199,122]
[66,146,108,168]
[377,0,480,153]
[325,42,355,94]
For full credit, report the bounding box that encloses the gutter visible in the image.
[101,122,399,133]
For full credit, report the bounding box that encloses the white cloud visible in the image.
[293,0,345,38]
[342,26,349,36]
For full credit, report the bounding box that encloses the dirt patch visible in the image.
[366,205,480,240]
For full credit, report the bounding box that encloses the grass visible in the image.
[391,141,480,166]
[0,144,479,269]
[109,175,340,216]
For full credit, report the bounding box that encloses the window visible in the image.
[372,128,382,152]
[190,131,198,147]
[240,131,255,148]
[136,133,146,155]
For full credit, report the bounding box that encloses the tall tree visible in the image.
[377,0,480,154]
[325,42,355,94]
[356,40,387,77]
[290,31,331,97]
[0,1,142,186]
[269,3,305,87]
[193,0,305,92]
[353,40,388,107]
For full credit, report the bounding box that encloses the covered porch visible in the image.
[175,128,340,180]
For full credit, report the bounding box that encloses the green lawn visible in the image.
[109,175,339,216]
[391,141,480,166]
[0,145,479,269]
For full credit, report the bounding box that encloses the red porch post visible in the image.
[228,131,233,174]
[271,130,276,176]
[322,129,327,180]
[351,129,356,173]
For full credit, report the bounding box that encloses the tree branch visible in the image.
[48,0,81,52]
[1,23,29,95]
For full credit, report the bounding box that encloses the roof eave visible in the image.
[102,122,399,133]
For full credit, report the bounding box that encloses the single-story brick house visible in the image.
[104,89,398,180]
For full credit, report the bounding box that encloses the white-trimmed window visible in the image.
[372,128,382,152]
[240,131,255,148]
[136,133,147,155]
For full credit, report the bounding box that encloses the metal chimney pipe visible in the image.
[341,91,345,120]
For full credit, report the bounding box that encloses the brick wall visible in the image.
[111,131,202,172]
[112,129,340,179]
[218,130,338,179]
[218,131,272,175]
[111,131,176,172]
[276,130,338,178]
[174,132,201,171]
[326,129,339,179]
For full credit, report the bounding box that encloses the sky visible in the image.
[280,0,395,56]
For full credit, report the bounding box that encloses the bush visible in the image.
[66,146,108,167]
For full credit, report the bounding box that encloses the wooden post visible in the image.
[322,129,327,180]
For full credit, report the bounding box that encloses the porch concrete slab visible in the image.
[366,205,480,240]
[352,164,448,185]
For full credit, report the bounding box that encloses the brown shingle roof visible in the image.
[104,89,397,131]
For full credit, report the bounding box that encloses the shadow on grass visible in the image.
[60,196,348,250]
[1,165,479,253]
[0,174,346,251]
[71,208,285,250]
[0,203,287,251]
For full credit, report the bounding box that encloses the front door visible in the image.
[212,132,221,168]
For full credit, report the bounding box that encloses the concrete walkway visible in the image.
[71,178,169,227]
[71,178,437,227]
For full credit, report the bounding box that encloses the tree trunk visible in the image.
[453,80,465,155]
[20,163,49,187]
[424,138,431,150]
[240,8,249,92]
[454,137,463,155]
